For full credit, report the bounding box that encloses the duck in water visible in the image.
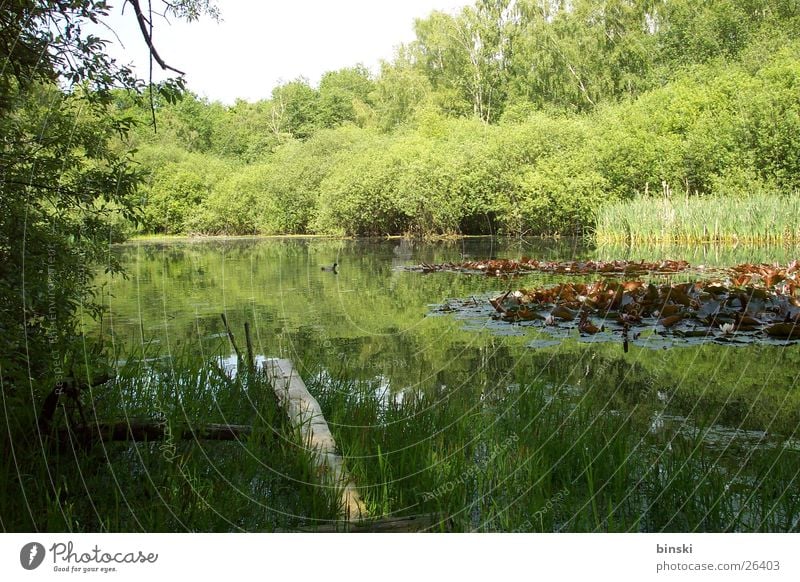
[321,262,338,273]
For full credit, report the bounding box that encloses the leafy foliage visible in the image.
[0,1,216,411]
[119,0,800,239]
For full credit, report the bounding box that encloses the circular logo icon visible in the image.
[20,542,46,570]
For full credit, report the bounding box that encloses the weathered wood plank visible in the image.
[294,513,449,533]
[56,421,253,444]
[264,358,368,521]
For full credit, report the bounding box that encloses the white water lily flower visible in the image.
[720,322,735,335]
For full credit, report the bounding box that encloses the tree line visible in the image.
[115,0,800,238]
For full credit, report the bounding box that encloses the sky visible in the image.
[100,1,467,104]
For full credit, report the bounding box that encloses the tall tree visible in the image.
[413,1,517,122]
[318,65,375,127]
[268,78,321,139]
[373,47,433,129]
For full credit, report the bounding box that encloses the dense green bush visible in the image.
[740,52,800,191]
[140,152,233,234]
[314,134,406,236]
[120,3,800,239]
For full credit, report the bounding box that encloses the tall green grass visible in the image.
[310,358,800,532]
[0,348,339,532]
[4,346,798,532]
[596,193,800,244]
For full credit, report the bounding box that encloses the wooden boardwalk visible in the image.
[264,358,368,522]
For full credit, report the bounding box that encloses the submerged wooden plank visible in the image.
[264,358,368,521]
[295,513,449,533]
[56,421,253,444]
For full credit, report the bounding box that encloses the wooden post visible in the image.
[244,321,255,373]
[264,358,368,521]
[220,313,242,362]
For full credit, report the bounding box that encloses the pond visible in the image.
[89,237,800,531]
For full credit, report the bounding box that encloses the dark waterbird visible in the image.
[321,262,338,273]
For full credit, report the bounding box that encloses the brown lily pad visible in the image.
[764,322,800,339]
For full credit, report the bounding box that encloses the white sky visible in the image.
[101,1,467,103]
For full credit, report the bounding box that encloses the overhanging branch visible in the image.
[127,0,186,76]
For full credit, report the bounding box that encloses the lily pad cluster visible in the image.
[729,260,799,292]
[489,277,800,342]
[410,258,691,277]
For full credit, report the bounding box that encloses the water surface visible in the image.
[94,237,800,439]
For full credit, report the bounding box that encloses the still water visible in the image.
[82,237,800,531]
[94,237,800,437]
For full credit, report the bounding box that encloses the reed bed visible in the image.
[3,348,798,532]
[595,193,800,245]
[310,359,800,532]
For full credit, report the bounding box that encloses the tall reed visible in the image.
[595,193,800,244]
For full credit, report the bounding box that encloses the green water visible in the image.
[93,237,800,435]
[82,236,800,531]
